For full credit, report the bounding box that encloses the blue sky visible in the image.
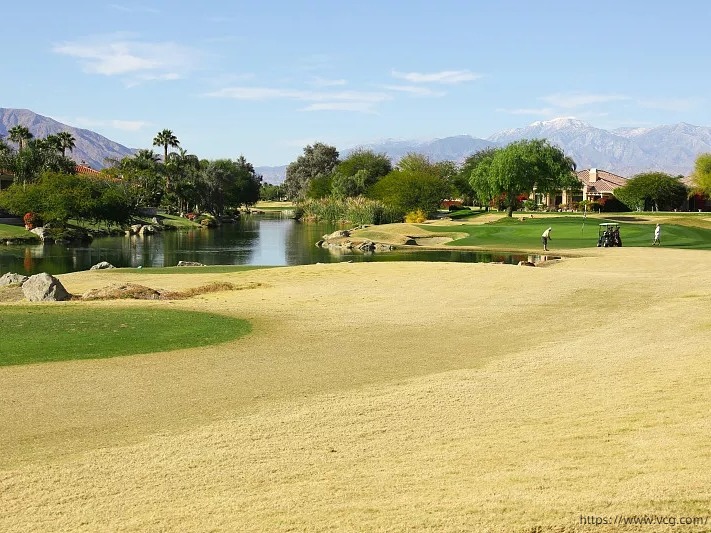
[3,0,710,165]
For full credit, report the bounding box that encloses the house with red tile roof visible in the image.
[535,168,628,210]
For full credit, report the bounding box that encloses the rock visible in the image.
[0,272,28,286]
[139,224,157,235]
[89,261,115,270]
[315,239,324,248]
[30,227,48,241]
[22,273,70,301]
[151,216,164,226]
[130,224,143,235]
[177,261,205,267]
[358,241,376,252]
[325,230,350,240]
[82,283,161,300]
[376,243,394,251]
[341,240,353,250]
[518,261,536,267]
[404,238,417,245]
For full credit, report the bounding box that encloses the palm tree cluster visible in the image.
[104,129,262,216]
[0,126,77,187]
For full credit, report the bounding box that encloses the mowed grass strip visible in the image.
[426,215,711,249]
[0,307,251,366]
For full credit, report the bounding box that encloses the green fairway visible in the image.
[0,307,251,366]
[424,215,711,250]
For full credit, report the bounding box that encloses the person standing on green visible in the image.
[541,227,552,251]
[653,223,661,246]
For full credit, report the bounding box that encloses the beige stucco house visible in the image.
[535,168,628,210]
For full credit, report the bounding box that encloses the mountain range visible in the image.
[0,108,134,170]
[3,108,710,184]
[259,118,711,184]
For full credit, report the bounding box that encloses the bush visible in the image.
[297,197,401,225]
[405,209,427,223]
[23,212,42,229]
[522,199,538,211]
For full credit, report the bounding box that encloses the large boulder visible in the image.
[22,273,70,301]
[0,272,28,286]
[89,261,115,270]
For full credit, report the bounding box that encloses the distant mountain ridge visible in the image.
[0,108,135,170]
[3,108,710,183]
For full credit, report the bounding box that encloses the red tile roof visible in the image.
[76,164,101,176]
[576,168,627,195]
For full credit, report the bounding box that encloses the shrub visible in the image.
[297,197,402,225]
[522,199,538,211]
[23,212,42,229]
[405,209,427,223]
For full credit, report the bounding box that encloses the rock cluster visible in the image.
[315,228,394,253]
[90,261,115,270]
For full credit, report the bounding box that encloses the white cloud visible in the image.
[108,3,159,14]
[309,77,347,87]
[638,97,701,112]
[383,85,446,97]
[111,120,150,131]
[497,107,554,115]
[301,102,378,113]
[207,86,391,113]
[59,116,150,132]
[53,34,201,84]
[541,92,629,108]
[391,70,481,84]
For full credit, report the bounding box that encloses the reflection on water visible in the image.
[1,213,543,275]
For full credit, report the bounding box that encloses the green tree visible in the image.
[56,132,76,156]
[482,139,577,217]
[165,148,201,213]
[0,138,76,187]
[284,142,339,200]
[259,183,283,201]
[103,150,164,208]
[200,157,262,216]
[614,172,687,211]
[7,125,33,151]
[331,149,392,198]
[691,153,711,195]
[370,154,451,218]
[153,129,180,190]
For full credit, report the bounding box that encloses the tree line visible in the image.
[281,139,711,221]
[282,139,578,220]
[0,127,262,227]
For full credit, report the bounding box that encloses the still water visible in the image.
[1,213,537,275]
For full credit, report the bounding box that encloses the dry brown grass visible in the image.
[1,251,710,532]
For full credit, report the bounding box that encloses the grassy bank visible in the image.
[0,223,39,242]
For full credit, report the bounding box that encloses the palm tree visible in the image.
[153,129,180,163]
[57,131,76,157]
[153,129,180,190]
[7,125,33,152]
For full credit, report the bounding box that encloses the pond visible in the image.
[0,213,544,275]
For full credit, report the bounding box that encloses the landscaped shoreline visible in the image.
[1,249,710,531]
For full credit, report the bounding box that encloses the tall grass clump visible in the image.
[297,197,402,225]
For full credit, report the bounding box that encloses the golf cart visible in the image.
[597,223,622,247]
